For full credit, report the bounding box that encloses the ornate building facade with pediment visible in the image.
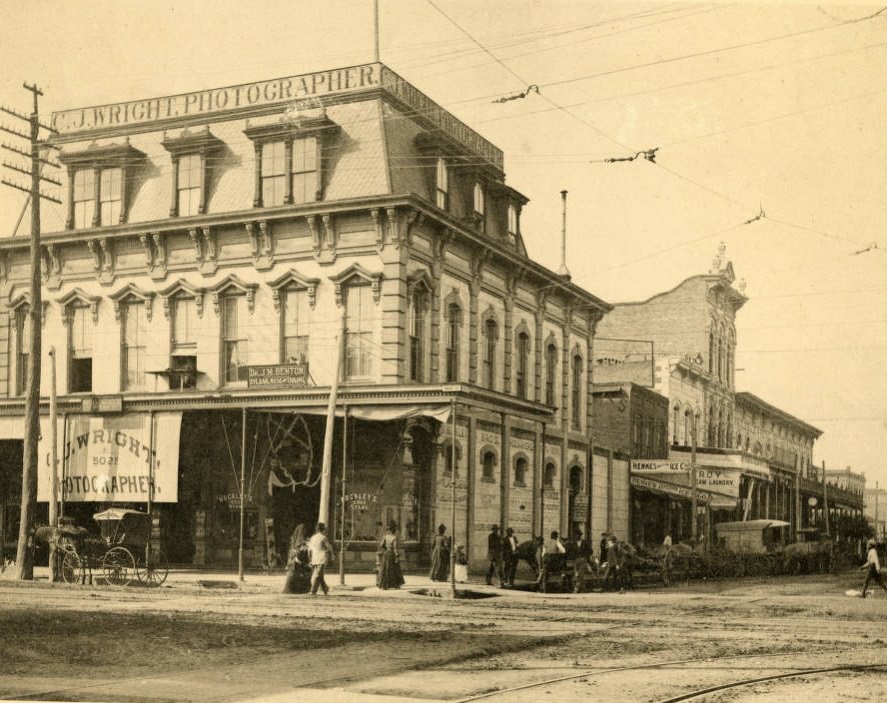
[0,63,612,571]
[592,245,844,544]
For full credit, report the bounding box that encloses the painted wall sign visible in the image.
[38,412,182,503]
[52,64,381,134]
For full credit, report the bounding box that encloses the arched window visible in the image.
[717,329,725,382]
[569,465,582,494]
[514,456,528,486]
[408,287,427,382]
[544,462,557,489]
[545,343,557,406]
[673,405,680,445]
[435,157,449,210]
[443,441,462,477]
[708,326,716,373]
[481,450,496,481]
[515,331,530,399]
[445,303,461,382]
[684,410,692,446]
[571,353,583,430]
[483,318,498,390]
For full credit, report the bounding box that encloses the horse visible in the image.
[514,537,543,575]
[603,540,637,590]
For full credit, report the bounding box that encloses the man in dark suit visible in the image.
[485,525,504,586]
[573,528,592,593]
[502,527,519,587]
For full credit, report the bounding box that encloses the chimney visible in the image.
[559,189,571,281]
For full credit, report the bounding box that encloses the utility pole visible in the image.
[689,410,698,542]
[1,84,60,580]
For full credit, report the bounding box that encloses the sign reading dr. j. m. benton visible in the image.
[247,362,310,389]
[51,64,382,134]
[37,413,181,503]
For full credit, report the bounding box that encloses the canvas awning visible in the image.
[255,404,452,423]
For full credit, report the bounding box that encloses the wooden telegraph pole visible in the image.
[1,84,60,579]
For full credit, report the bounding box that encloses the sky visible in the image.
[0,1,885,485]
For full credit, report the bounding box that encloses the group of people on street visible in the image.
[484,525,521,587]
[283,522,333,595]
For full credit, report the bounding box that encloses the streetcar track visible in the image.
[650,663,887,703]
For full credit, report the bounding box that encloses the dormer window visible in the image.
[507,203,518,241]
[473,181,485,231]
[60,142,145,230]
[161,128,224,217]
[244,112,338,209]
[435,157,449,210]
[72,169,96,229]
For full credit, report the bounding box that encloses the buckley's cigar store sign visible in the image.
[52,64,382,134]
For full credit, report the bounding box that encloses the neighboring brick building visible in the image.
[593,382,671,546]
[593,245,840,542]
[0,62,614,572]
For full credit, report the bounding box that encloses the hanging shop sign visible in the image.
[247,362,310,389]
[630,475,708,502]
[37,412,182,503]
[631,459,691,473]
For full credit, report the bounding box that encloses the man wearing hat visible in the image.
[861,538,887,598]
[486,525,504,586]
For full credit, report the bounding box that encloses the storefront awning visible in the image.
[255,403,452,423]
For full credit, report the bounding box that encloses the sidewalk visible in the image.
[5,564,538,598]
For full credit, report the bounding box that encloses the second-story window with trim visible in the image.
[14,306,29,396]
[171,297,198,390]
[283,288,309,365]
[408,288,427,382]
[544,462,557,489]
[122,301,147,391]
[545,343,557,406]
[261,141,287,207]
[483,318,498,390]
[72,169,96,229]
[482,450,496,481]
[514,456,527,486]
[515,331,530,399]
[177,153,202,217]
[446,303,461,383]
[69,305,92,393]
[223,295,249,384]
[435,157,449,210]
[99,167,123,225]
[345,285,374,380]
[571,353,582,430]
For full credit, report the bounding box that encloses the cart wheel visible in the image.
[60,548,82,584]
[138,550,169,587]
[102,547,136,586]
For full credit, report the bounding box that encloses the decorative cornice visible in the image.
[57,288,101,325]
[108,283,155,321]
[268,269,321,311]
[158,279,206,319]
[328,262,383,307]
[209,274,259,315]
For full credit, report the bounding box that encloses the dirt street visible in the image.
[1,572,886,703]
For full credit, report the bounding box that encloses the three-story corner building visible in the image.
[0,63,611,571]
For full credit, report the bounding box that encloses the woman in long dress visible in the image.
[282,524,311,594]
[377,521,405,589]
[429,524,450,582]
